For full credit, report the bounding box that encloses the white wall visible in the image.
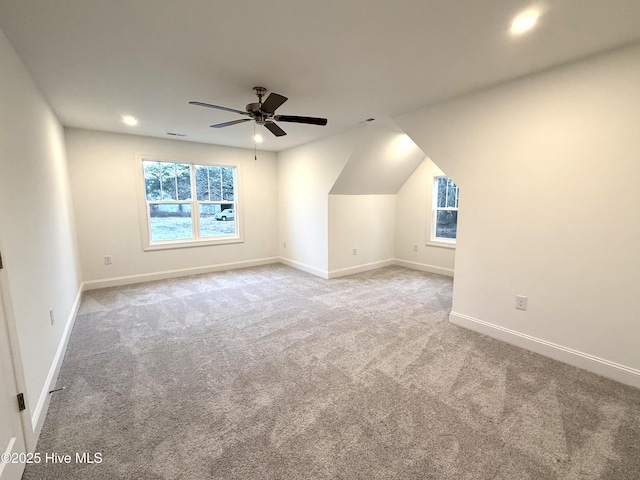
[278,130,360,277]
[65,128,278,286]
[328,195,396,276]
[278,123,455,278]
[396,44,640,386]
[330,121,425,195]
[0,28,82,441]
[395,157,455,276]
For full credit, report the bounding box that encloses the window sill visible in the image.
[144,236,243,251]
[426,240,456,250]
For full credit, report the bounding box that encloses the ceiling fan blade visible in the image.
[189,101,250,116]
[210,118,252,128]
[274,115,328,126]
[264,121,287,137]
[260,93,288,114]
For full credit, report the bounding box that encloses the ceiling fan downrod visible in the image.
[253,86,267,103]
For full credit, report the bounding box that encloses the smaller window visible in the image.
[431,176,459,245]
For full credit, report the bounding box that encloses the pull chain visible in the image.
[254,123,257,161]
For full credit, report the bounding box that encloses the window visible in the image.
[141,160,240,247]
[431,176,459,245]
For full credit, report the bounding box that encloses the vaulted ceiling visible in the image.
[1,1,639,152]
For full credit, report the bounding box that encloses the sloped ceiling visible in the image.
[330,120,425,195]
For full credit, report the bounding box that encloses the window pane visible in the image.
[176,163,192,201]
[199,203,236,237]
[210,166,222,201]
[447,181,458,208]
[195,166,210,201]
[149,203,193,241]
[160,163,177,200]
[437,177,448,208]
[221,167,235,201]
[143,161,162,201]
[436,210,457,239]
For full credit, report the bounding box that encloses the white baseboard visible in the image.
[328,259,396,279]
[279,257,455,280]
[394,258,454,277]
[83,257,280,290]
[278,257,328,279]
[449,311,640,389]
[30,283,84,435]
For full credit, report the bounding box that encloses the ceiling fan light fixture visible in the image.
[253,133,263,143]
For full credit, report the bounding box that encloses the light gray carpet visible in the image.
[24,265,640,479]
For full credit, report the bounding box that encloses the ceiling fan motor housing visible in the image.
[246,102,263,115]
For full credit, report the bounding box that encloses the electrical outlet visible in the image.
[283,242,287,249]
[413,244,418,252]
[352,248,357,256]
[104,255,112,265]
[49,308,55,326]
[516,295,528,311]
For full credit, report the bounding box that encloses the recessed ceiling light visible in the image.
[122,115,138,126]
[253,133,264,143]
[510,9,540,35]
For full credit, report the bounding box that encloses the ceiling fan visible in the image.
[189,87,328,137]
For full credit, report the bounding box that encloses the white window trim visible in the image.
[427,174,457,249]
[135,154,244,251]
